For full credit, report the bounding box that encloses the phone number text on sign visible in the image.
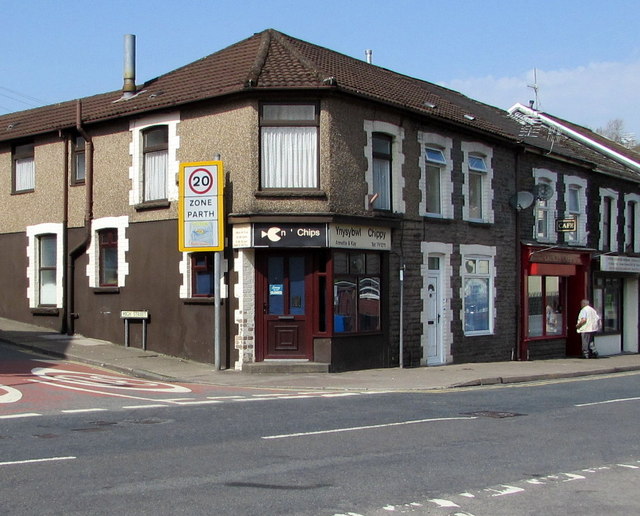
[179,162,224,252]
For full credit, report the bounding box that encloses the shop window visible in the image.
[527,276,565,337]
[260,103,319,189]
[333,251,381,333]
[593,277,621,333]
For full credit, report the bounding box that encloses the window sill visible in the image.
[423,215,454,224]
[31,307,60,316]
[183,297,218,305]
[12,189,35,195]
[467,220,492,228]
[93,287,120,294]
[135,200,171,211]
[255,189,326,199]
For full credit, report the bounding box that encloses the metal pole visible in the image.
[214,251,221,370]
[399,263,404,368]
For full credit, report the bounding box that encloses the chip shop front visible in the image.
[231,220,392,371]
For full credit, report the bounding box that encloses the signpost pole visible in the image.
[214,251,221,370]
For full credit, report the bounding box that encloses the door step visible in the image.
[243,361,330,374]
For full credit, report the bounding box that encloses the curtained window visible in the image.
[261,104,318,189]
[143,126,168,201]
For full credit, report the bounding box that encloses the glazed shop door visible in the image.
[257,253,312,360]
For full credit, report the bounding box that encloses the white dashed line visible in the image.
[0,456,76,467]
[0,412,42,419]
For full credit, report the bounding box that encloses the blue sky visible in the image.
[2,0,639,139]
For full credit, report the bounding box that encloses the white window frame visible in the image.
[179,252,228,299]
[564,176,587,246]
[532,169,558,242]
[86,217,129,288]
[260,103,319,189]
[26,223,63,308]
[599,188,619,251]
[624,193,640,253]
[129,112,180,205]
[14,143,35,192]
[417,132,453,218]
[364,120,405,213]
[461,142,493,223]
[460,244,496,336]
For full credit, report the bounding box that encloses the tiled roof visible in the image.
[0,29,519,143]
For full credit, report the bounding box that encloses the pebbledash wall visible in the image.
[0,94,521,371]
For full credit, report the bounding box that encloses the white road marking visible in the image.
[29,378,176,402]
[0,412,41,419]
[0,384,23,404]
[429,498,459,507]
[485,485,525,497]
[262,416,477,440]
[31,368,191,393]
[122,404,168,409]
[0,456,76,467]
[575,396,640,407]
[61,408,108,414]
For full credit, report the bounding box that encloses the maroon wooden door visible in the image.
[257,253,312,360]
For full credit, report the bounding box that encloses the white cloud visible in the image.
[441,59,640,140]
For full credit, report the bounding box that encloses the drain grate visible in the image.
[463,410,526,419]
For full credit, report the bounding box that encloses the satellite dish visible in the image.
[509,191,535,210]
[533,183,554,201]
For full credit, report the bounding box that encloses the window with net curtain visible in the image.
[143,126,168,201]
[38,234,57,306]
[372,133,392,211]
[261,104,318,189]
[14,143,35,192]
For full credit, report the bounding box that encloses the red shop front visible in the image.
[520,245,592,359]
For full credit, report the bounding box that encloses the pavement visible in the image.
[2,316,640,392]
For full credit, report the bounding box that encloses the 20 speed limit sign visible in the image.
[178,161,224,252]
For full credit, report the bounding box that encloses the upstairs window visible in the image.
[143,126,168,201]
[600,189,619,252]
[565,185,580,243]
[425,147,446,215]
[624,194,640,253]
[467,155,487,221]
[72,136,86,184]
[260,103,318,189]
[462,142,493,223]
[372,133,392,211]
[98,229,118,287]
[13,143,35,193]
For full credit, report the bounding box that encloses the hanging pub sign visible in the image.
[253,223,327,248]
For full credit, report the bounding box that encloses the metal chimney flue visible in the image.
[122,34,136,97]
[365,49,372,64]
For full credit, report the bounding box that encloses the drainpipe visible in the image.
[60,131,70,334]
[66,99,94,335]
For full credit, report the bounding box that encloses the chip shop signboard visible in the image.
[178,161,224,252]
[253,223,327,247]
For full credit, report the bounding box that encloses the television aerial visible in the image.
[532,183,554,201]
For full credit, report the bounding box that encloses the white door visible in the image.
[425,273,443,365]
